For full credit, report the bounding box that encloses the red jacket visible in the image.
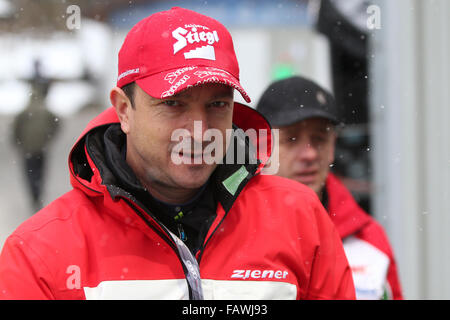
[326,173,403,299]
[0,104,355,300]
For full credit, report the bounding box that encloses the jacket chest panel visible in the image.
[52,226,187,298]
[343,236,390,300]
[83,279,189,300]
[196,217,305,300]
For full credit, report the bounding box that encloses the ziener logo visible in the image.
[231,269,289,280]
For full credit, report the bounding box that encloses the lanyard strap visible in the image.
[167,230,204,300]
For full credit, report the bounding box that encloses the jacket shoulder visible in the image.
[327,174,395,258]
[242,174,335,237]
[249,174,320,200]
[355,217,395,259]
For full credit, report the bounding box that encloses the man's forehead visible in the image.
[172,83,234,98]
[279,118,335,133]
[136,82,234,102]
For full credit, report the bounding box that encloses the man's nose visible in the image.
[185,110,209,142]
[296,142,319,162]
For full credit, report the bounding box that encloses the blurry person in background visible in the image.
[257,76,403,300]
[12,60,60,212]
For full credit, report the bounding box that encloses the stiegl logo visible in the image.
[231,269,288,280]
[172,25,219,60]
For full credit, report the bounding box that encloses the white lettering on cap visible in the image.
[172,26,219,60]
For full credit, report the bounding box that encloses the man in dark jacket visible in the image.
[256,76,403,299]
[0,8,355,300]
[12,61,59,211]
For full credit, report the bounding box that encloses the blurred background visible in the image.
[0,0,448,299]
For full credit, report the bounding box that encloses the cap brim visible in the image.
[269,108,340,127]
[135,66,251,103]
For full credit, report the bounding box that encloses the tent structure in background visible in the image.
[314,0,372,213]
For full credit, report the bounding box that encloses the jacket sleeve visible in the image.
[0,235,55,300]
[305,202,356,300]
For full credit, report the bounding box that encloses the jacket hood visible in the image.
[326,173,372,239]
[68,103,273,197]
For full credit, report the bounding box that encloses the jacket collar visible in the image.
[326,173,372,239]
[68,103,273,214]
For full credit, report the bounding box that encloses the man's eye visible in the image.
[280,136,297,144]
[210,101,229,108]
[286,137,297,143]
[162,100,181,107]
[311,136,326,144]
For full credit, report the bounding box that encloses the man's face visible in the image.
[276,118,336,195]
[115,83,234,202]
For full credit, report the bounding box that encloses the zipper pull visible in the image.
[177,223,187,242]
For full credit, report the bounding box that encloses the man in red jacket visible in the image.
[256,76,403,299]
[0,8,354,300]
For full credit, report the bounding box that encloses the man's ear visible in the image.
[328,130,337,164]
[110,87,132,134]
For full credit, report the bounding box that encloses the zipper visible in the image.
[177,223,187,242]
[117,189,230,299]
[119,196,196,299]
[123,194,224,299]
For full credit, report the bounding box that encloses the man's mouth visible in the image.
[293,171,318,184]
[173,150,206,165]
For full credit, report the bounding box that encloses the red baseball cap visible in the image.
[116,7,251,103]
